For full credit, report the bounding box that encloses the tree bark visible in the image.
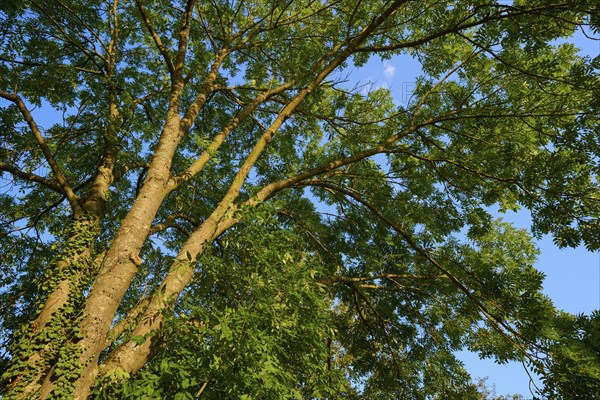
[70,114,181,399]
[3,215,100,399]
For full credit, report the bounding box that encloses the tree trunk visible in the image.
[3,214,100,399]
[100,215,222,377]
[70,113,183,399]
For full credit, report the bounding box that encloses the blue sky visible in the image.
[344,27,599,397]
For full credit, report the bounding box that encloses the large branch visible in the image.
[178,49,229,132]
[0,91,83,216]
[173,0,197,80]
[83,0,120,215]
[74,5,230,386]
[211,105,546,246]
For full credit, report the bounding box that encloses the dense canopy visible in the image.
[0,0,598,399]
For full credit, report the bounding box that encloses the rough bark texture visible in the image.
[72,112,182,399]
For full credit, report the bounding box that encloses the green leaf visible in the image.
[130,335,147,346]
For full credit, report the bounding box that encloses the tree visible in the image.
[474,377,525,400]
[538,311,600,399]
[0,0,598,398]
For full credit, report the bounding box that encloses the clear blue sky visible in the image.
[344,27,599,397]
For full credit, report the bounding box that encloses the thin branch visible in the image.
[134,0,176,76]
[55,0,108,53]
[0,55,103,75]
[351,284,402,370]
[320,273,448,286]
[149,214,193,237]
[129,87,169,112]
[0,162,64,193]
[30,0,107,67]
[113,162,150,181]
[355,3,570,53]
[276,209,339,261]
[409,49,480,125]
[456,32,594,89]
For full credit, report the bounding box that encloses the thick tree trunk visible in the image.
[70,112,183,399]
[100,216,222,376]
[3,215,100,399]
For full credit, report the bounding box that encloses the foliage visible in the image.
[474,377,526,400]
[538,311,600,399]
[0,0,598,398]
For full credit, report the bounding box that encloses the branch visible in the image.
[0,55,103,75]
[171,81,295,188]
[320,273,448,286]
[0,91,83,216]
[97,0,430,375]
[253,120,425,202]
[149,213,195,236]
[0,162,64,193]
[173,0,197,80]
[355,3,571,53]
[134,0,175,76]
[178,49,228,132]
[30,0,107,68]
[83,0,121,215]
[54,0,109,53]
[215,0,411,206]
[105,297,150,348]
[113,162,150,181]
[350,283,402,369]
[129,87,169,113]
[457,32,586,88]
[212,112,479,239]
